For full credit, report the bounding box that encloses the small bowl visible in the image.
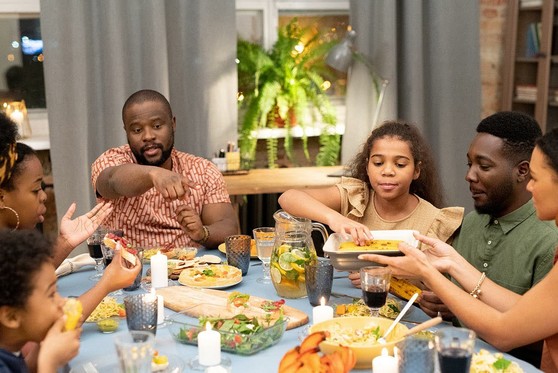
[309,316,409,369]
[166,305,288,355]
[96,316,120,334]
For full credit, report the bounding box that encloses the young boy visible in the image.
[0,230,80,373]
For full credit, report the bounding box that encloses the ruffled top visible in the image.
[335,177,464,243]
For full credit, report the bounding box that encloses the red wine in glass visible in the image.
[438,347,472,373]
[88,244,103,259]
[363,287,388,309]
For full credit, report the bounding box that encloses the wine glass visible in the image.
[252,227,275,284]
[87,227,106,282]
[101,229,124,296]
[359,266,391,317]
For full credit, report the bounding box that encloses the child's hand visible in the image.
[38,317,81,371]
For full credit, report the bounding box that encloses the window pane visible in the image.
[0,14,45,108]
[237,9,265,45]
[279,12,349,98]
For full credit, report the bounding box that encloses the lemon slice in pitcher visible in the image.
[271,267,282,283]
[279,253,294,271]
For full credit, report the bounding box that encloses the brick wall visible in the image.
[480,0,509,118]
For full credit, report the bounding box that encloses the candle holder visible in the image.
[123,294,158,335]
[188,356,231,373]
[225,235,251,275]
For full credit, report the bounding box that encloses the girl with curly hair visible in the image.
[279,120,463,246]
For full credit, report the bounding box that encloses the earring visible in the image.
[0,206,19,231]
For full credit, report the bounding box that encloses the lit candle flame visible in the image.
[320,297,326,306]
[205,321,212,331]
[381,347,388,357]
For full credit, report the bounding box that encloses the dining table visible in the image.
[58,249,542,372]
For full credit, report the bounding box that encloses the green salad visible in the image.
[176,313,287,355]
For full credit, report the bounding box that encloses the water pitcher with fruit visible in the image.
[270,210,328,298]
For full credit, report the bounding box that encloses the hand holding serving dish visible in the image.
[323,230,419,271]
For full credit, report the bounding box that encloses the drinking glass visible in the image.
[359,266,391,317]
[435,327,476,373]
[114,331,154,373]
[101,229,124,295]
[87,227,106,282]
[253,227,275,284]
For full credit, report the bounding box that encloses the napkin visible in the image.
[55,253,96,277]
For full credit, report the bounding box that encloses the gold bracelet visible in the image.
[193,225,210,245]
[470,272,486,299]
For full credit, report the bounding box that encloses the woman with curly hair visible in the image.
[279,120,463,246]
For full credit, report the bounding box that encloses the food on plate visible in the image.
[143,246,197,262]
[389,277,422,300]
[338,239,402,251]
[278,331,356,373]
[470,349,523,373]
[151,351,169,372]
[178,264,242,288]
[86,296,125,322]
[335,298,400,319]
[260,299,286,312]
[103,233,137,266]
[96,317,119,333]
[228,291,250,309]
[63,298,82,331]
[177,313,286,355]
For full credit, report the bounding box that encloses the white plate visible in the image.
[177,277,242,289]
[70,353,184,373]
[323,230,419,271]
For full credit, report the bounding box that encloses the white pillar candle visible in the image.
[312,297,333,325]
[150,251,168,289]
[198,322,221,366]
[372,347,398,373]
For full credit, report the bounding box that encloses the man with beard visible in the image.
[91,89,239,248]
[419,111,558,367]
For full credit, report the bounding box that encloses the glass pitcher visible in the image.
[270,210,329,298]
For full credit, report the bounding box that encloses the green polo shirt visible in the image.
[453,199,558,294]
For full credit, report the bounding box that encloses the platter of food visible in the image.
[323,230,419,271]
[142,246,197,263]
[177,264,243,289]
[156,287,308,330]
[218,240,258,258]
[85,296,125,323]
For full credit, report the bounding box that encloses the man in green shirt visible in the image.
[420,111,558,367]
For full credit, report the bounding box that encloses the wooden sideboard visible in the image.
[223,166,345,196]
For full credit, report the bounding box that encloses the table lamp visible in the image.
[326,29,388,131]
[2,100,32,139]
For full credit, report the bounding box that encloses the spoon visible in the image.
[379,292,420,344]
[402,316,443,337]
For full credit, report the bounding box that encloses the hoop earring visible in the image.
[0,206,20,231]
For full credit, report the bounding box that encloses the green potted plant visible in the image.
[237,19,341,169]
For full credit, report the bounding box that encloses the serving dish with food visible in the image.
[323,229,419,271]
[167,304,288,355]
[309,316,409,369]
[177,264,243,289]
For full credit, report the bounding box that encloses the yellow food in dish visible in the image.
[86,296,124,322]
[178,264,242,287]
[63,298,82,331]
[338,240,402,251]
[470,349,524,373]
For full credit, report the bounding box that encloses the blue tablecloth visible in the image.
[58,250,542,372]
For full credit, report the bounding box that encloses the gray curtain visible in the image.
[345,0,480,210]
[41,0,237,254]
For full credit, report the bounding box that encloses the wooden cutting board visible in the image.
[156,286,308,330]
